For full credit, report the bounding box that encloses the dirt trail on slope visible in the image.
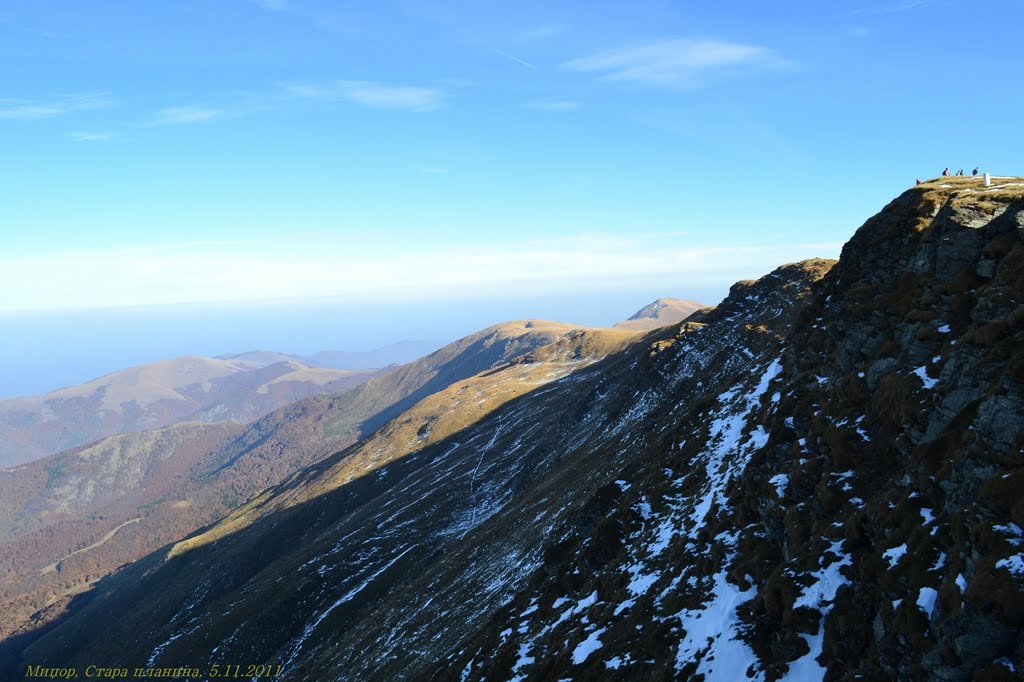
[40,517,142,575]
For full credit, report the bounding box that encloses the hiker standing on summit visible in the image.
[942,167,950,176]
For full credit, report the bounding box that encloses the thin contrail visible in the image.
[493,49,537,70]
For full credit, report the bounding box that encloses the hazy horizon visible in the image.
[4,0,1020,396]
[0,285,728,399]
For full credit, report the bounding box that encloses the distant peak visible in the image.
[614,298,705,331]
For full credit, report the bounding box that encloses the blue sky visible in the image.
[1,0,1022,394]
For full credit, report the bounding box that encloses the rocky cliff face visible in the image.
[436,178,1024,681]
[17,177,1024,681]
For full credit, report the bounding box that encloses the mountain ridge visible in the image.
[0,318,638,670]
[11,257,832,678]
[0,356,390,467]
[613,297,705,330]
[13,176,1024,680]
[217,339,444,371]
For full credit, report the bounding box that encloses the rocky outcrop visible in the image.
[446,178,1024,681]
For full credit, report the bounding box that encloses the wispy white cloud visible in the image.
[525,98,580,112]
[563,38,788,88]
[336,80,446,111]
[493,49,537,70]
[851,0,932,15]
[0,92,112,121]
[284,80,447,112]
[0,235,842,312]
[67,130,115,142]
[148,106,223,126]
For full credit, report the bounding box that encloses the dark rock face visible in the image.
[454,181,1024,682]
[16,179,1024,681]
[735,184,1024,681]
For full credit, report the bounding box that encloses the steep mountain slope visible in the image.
[0,413,333,652]
[0,424,244,635]
[310,320,609,443]
[0,422,240,545]
[18,177,1024,680]
[13,257,829,678]
[440,177,1024,681]
[0,319,635,675]
[0,357,387,466]
[614,297,705,330]
[168,324,640,557]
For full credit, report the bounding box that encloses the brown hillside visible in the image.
[0,357,387,466]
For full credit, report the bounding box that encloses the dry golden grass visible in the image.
[917,175,1024,197]
[317,327,639,488]
[911,176,1024,224]
[168,325,640,558]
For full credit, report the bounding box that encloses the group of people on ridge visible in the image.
[916,167,979,185]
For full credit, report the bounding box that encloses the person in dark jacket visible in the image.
[972,167,979,176]
[942,167,950,176]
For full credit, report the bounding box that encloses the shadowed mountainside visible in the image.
[13,256,832,678]
[0,319,638,672]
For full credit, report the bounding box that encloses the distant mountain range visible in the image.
[217,339,445,371]
[0,323,688,470]
[10,177,1023,680]
[0,357,392,467]
[0,319,643,661]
